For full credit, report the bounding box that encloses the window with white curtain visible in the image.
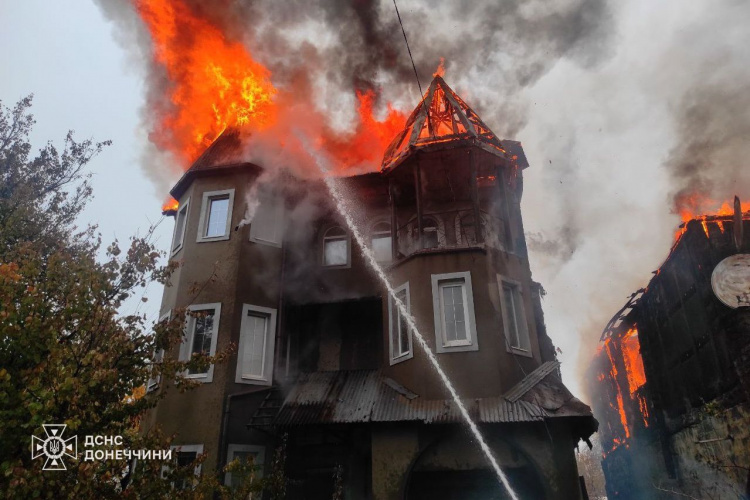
[431,271,479,353]
[236,304,277,385]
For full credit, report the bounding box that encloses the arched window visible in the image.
[322,226,349,267]
[422,217,439,249]
[371,221,392,262]
[457,213,477,246]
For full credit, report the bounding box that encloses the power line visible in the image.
[392,0,423,97]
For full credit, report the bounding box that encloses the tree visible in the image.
[0,96,260,498]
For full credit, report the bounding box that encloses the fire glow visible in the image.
[621,328,647,397]
[598,327,650,455]
[673,197,750,243]
[135,0,276,166]
[134,0,412,190]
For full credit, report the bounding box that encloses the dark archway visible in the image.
[405,429,546,500]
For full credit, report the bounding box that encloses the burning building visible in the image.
[588,202,750,498]
[145,75,598,499]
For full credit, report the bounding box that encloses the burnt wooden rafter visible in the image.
[382,76,507,171]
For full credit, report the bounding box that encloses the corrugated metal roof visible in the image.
[478,398,547,423]
[272,370,578,427]
[503,361,561,402]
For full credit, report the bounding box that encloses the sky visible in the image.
[0,0,171,324]
[2,0,749,398]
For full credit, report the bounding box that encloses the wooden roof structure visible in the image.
[381,76,508,171]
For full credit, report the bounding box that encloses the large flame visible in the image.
[621,328,646,397]
[322,90,407,169]
[596,329,652,455]
[673,196,750,242]
[603,338,630,441]
[677,196,750,223]
[134,0,410,180]
[135,0,277,166]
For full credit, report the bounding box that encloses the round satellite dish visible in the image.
[711,254,750,309]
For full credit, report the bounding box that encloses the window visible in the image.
[197,189,234,242]
[457,212,477,246]
[180,303,221,382]
[498,276,531,356]
[322,225,350,267]
[224,444,265,489]
[170,199,190,255]
[249,191,284,247]
[165,444,203,490]
[147,311,170,393]
[431,272,479,353]
[371,221,392,262]
[236,304,277,385]
[388,282,413,365]
[422,217,439,249]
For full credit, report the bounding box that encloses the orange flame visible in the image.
[620,328,647,396]
[673,197,750,243]
[433,57,446,77]
[604,338,630,440]
[134,0,410,180]
[161,196,179,214]
[677,196,750,223]
[135,0,276,165]
[323,90,407,169]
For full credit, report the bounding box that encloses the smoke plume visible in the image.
[94,0,615,189]
[94,0,750,398]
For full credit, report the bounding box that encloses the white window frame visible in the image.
[249,190,284,247]
[321,225,351,269]
[388,282,413,365]
[224,444,265,487]
[498,275,532,357]
[170,198,190,256]
[180,303,222,383]
[431,271,479,353]
[371,220,393,262]
[164,444,204,489]
[235,304,277,386]
[147,311,170,393]
[196,189,235,243]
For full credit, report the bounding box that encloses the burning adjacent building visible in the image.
[145,76,598,499]
[588,202,750,498]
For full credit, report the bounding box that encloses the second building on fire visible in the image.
[146,76,597,499]
[589,209,750,499]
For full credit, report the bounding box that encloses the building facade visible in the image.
[148,76,597,499]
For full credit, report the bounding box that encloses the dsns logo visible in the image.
[31,424,77,471]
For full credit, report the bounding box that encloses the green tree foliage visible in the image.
[0,97,261,498]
